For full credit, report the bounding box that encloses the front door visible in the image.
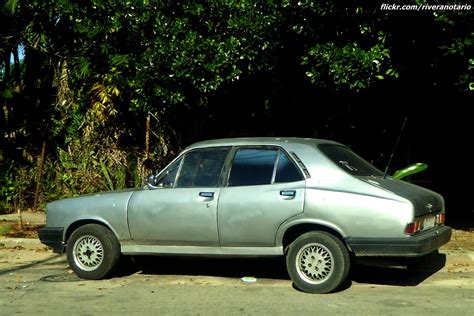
[128,148,229,246]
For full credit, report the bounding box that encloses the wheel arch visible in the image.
[65,219,118,243]
[281,223,349,254]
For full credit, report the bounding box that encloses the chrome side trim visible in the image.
[121,245,284,256]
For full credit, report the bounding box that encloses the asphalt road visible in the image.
[0,248,473,315]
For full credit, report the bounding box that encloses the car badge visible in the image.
[426,203,433,212]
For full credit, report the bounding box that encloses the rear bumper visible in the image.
[38,227,65,253]
[346,225,452,257]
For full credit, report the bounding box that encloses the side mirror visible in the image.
[146,174,159,187]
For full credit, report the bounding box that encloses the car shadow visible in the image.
[351,252,447,286]
[119,252,446,289]
[120,256,290,280]
[0,253,64,276]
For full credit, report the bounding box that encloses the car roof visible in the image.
[186,137,343,150]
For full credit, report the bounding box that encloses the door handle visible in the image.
[280,190,296,197]
[198,191,214,202]
[199,192,214,198]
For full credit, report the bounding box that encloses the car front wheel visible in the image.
[67,224,120,280]
[286,231,350,294]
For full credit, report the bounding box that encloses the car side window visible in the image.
[175,149,228,188]
[155,157,182,188]
[228,148,278,186]
[275,152,304,183]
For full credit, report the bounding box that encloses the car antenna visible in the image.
[384,117,408,178]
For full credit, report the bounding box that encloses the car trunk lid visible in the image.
[361,177,443,217]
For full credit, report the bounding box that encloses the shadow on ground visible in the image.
[120,251,446,288]
[351,252,447,286]
[0,254,64,276]
[126,256,290,280]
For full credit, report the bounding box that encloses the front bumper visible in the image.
[38,227,65,253]
[346,225,452,257]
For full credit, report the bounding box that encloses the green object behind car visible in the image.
[393,163,428,180]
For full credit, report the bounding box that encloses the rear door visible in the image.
[217,147,305,246]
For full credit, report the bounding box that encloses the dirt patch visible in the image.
[442,230,474,251]
[0,221,43,238]
[0,211,45,238]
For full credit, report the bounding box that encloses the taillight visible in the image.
[436,213,445,224]
[406,213,445,235]
[405,220,422,235]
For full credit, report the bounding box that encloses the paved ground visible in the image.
[0,245,473,315]
[1,212,473,314]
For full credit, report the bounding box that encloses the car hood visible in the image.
[360,177,444,217]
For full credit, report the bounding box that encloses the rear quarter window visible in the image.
[318,144,384,177]
[275,152,304,183]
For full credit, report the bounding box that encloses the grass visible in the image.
[0,223,12,236]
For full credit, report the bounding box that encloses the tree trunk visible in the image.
[3,50,11,83]
[1,51,12,152]
[142,114,152,184]
[33,141,46,211]
[12,47,22,92]
[145,114,151,159]
[56,59,72,106]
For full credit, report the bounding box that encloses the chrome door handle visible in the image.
[198,191,214,202]
[280,190,296,197]
[199,192,214,198]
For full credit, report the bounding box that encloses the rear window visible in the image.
[319,144,384,177]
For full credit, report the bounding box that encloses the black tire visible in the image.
[286,231,350,294]
[66,224,120,280]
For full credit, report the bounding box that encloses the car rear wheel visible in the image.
[286,231,350,294]
[67,224,120,280]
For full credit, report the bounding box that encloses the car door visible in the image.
[217,147,305,246]
[127,147,229,246]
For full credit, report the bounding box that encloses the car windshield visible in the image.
[319,144,384,177]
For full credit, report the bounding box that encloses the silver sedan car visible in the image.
[39,137,451,293]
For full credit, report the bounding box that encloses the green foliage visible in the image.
[99,159,114,191]
[0,161,35,212]
[431,1,473,92]
[303,38,397,90]
[0,163,16,211]
[37,140,141,202]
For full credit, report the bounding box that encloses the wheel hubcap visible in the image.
[73,235,104,271]
[296,243,334,284]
